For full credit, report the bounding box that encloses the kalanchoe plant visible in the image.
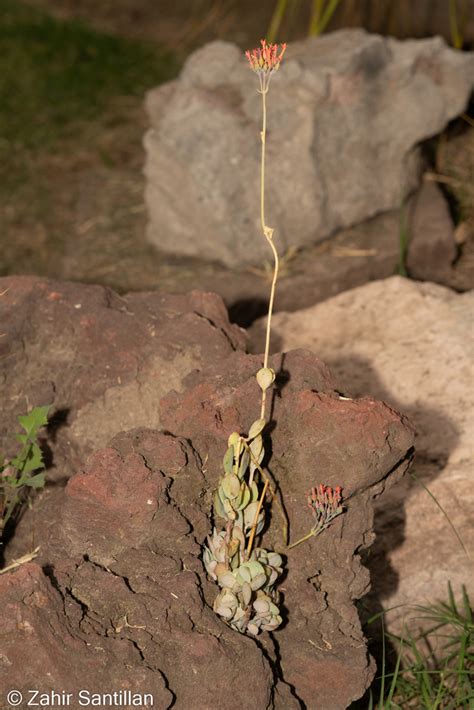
[0,405,50,543]
[203,40,344,636]
[203,38,287,637]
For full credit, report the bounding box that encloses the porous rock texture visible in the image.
[1,433,277,710]
[0,562,173,707]
[158,349,415,708]
[250,276,474,619]
[1,276,415,708]
[0,275,245,479]
[144,30,473,266]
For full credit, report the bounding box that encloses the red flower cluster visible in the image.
[245,40,287,91]
[307,484,343,530]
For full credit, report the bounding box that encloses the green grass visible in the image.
[354,474,473,709]
[0,0,178,158]
[368,585,474,709]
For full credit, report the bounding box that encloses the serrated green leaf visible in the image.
[18,405,50,440]
[24,472,46,489]
[12,442,44,474]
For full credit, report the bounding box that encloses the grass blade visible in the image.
[410,472,471,560]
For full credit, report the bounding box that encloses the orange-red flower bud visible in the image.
[245,39,287,91]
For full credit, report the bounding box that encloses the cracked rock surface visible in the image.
[1,277,415,708]
[160,349,415,708]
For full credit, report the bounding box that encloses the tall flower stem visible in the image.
[259,83,279,422]
[244,38,286,566]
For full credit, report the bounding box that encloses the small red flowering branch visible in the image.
[245,39,287,93]
[287,484,344,549]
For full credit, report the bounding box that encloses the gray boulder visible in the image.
[144,30,473,266]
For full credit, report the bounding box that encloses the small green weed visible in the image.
[361,471,473,709]
[0,405,50,541]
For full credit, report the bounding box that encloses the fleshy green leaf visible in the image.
[237,448,250,479]
[221,473,241,500]
[256,368,275,392]
[235,483,251,511]
[223,445,234,475]
[213,489,226,519]
[248,418,265,440]
[249,435,264,475]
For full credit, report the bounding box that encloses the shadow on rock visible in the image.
[322,352,460,607]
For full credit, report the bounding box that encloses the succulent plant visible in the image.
[201,41,345,640]
[202,40,288,637]
[203,416,285,636]
[255,547,283,589]
[249,591,282,634]
[211,548,283,635]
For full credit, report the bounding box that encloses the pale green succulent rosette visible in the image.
[203,418,284,636]
[211,549,283,635]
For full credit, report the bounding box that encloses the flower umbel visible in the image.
[288,484,344,549]
[307,484,344,531]
[245,39,287,92]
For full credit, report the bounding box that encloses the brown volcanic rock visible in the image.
[0,275,245,479]
[4,350,415,709]
[0,562,173,707]
[2,278,416,708]
[160,349,416,708]
[5,430,282,710]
